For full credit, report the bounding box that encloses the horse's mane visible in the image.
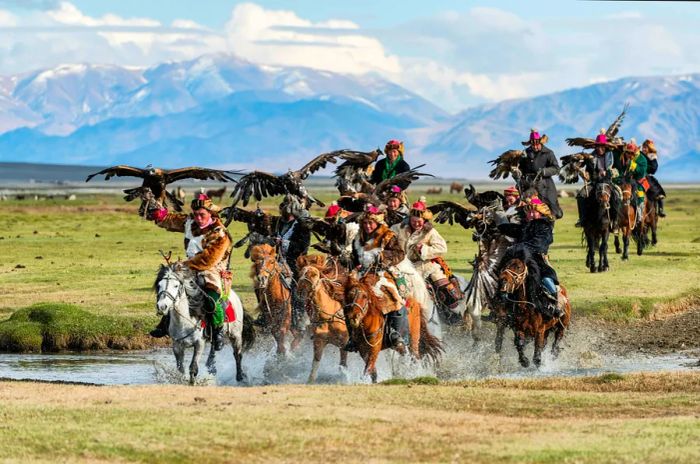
[153,264,169,292]
[346,276,384,314]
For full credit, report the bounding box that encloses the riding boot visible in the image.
[205,289,226,351]
[387,306,409,354]
[541,278,563,319]
[149,314,170,338]
[657,198,666,217]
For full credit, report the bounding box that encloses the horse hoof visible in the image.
[519,358,530,368]
[590,267,596,273]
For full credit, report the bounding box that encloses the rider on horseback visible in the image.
[640,139,666,217]
[503,186,522,224]
[575,131,615,228]
[613,141,648,224]
[512,129,563,219]
[147,193,232,351]
[496,193,563,319]
[385,185,410,226]
[345,205,409,352]
[392,199,462,310]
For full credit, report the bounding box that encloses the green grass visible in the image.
[0,187,698,351]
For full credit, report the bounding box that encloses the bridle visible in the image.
[500,262,527,294]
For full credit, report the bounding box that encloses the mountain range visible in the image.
[0,54,697,181]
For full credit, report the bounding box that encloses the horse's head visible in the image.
[154,264,185,316]
[499,258,528,295]
[297,265,321,301]
[596,182,611,210]
[250,243,276,290]
[620,183,632,205]
[344,277,371,329]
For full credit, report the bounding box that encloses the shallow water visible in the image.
[0,324,697,386]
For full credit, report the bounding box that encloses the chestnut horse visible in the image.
[344,273,443,383]
[637,194,658,250]
[498,257,571,368]
[249,244,303,355]
[613,183,638,260]
[296,264,349,383]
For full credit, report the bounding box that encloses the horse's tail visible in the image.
[242,311,256,351]
[418,313,444,363]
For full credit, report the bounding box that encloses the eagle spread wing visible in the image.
[164,167,242,183]
[333,149,381,195]
[488,150,523,180]
[295,150,345,180]
[373,164,433,200]
[606,103,629,140]
[229,171,287,207]
[85,165,148,182]
[428,201,477,228]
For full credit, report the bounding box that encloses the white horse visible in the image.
[154,263,254,384]
[442,274,482,342]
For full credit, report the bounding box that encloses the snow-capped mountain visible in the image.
[422,74,700,181]
[0,56,698,182]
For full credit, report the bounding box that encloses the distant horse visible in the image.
[498,256,571,368]
[250,244,303,355]
[344,273,443,383]
[426,187,442,195]
[614,183,637,260]
[297,264,349,383]
[206,186,227,201]
[154,263,254,383]
[582,182,618,273]
[449,182,464,194]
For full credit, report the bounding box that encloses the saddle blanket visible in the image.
[200,300,236,328]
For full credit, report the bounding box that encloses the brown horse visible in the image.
[344,273,443,383]
[498,258,571,368]
[426,187,442,194]
[249,244,302,355]
[614,183,638,260]
[297,264,349,383]
[449,182,464,194]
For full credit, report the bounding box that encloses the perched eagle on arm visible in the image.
[488,150,524,180]
[85,165,241,212]
[229,150,351,208]
[559,152,594,183]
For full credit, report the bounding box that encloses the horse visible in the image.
[449,182,464,194]
[344,273,443,383]
[426,187,442,195]
[430,273,482,343]
[249,243,303,356]
[296,264,349,383]
[498,256,571,368]
[205,186,227,201]
[614,183,638,260]
[637,194,658,249]
[154,263,254,383]
[581,181,617,273]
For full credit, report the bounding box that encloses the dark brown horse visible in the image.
[205,186,227,201]
[498,258,571,368]
[582,182,617,273]
[344,273,443,383]
[449,182,464,194]
[637,194,658,250]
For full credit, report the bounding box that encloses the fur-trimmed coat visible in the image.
[352,223,405,270]
[156,212,232,292]
[391,221,447,263]
[519,146,563,219]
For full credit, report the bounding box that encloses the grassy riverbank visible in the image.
[1,371,699,463]
[0,187,698,351]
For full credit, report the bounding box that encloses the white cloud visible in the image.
[224,3,399,75]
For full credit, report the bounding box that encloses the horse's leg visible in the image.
[651,215,658,246]
[308,335,326,384]
[514,330,529,368]
[551,324,565,359]
[599,230,609,272]
[189,337,205,385]
[206,344,217,375]
[229,324,245,383]
[636,226,644,256]
[364,346,381,383]
[622,233,629,260]
[533,329,545,368]
[494,319,505,353]
[173,343,185,375]
[614,234,621,254]
[586,233,595,272]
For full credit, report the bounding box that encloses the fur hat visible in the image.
[409,197,433,220]
[642,139,657,154]
[191,192,221,214]
[522,195,552,219]
[624,140,639,154]
[503,186,520,198]
[385,139,405,156]
[522,129,548,146]
[360,204,385,224]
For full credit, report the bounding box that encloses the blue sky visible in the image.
[1,1,699,111]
